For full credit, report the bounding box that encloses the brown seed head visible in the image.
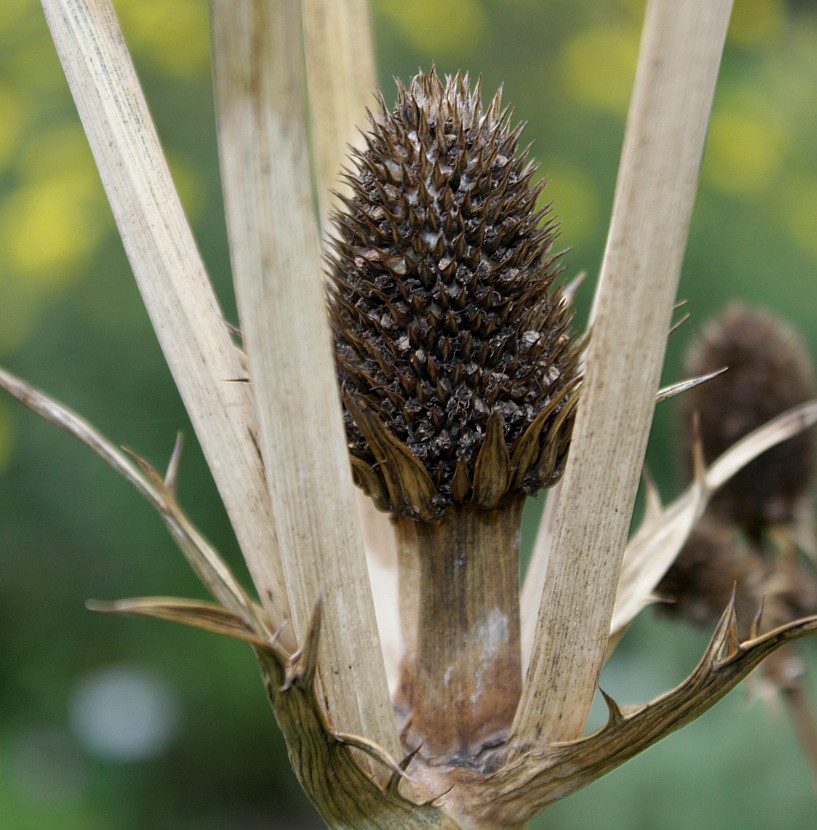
[656,519,764,636]
[682,304,815,535]
[328,70,580,520]
[657,519,817,638]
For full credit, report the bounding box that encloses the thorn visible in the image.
[224,377,251,383]
[386,745,422,796]
[420,783,455,808]
[599,687,625,727]
[164,432,184,494]
[85,599,110,612]
[669,311,690,336]
[222,317,243,343]
[750,596,766,640]
[280,598,322,692]
[269,618,289,646]
[560,271,586,308]
[332,732,414,782]
[299,595,324,688]
[121,445,164,488]
[655,368,727,404]
[705,590,739,666]
[726,587,740,658]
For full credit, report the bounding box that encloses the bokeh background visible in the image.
[2,0,817,827]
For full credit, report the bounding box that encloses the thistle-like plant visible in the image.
[659,304,817,781]
[5,1,817,828]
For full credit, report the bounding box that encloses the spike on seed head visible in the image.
[682,304,816,535]
[328,69,580,520]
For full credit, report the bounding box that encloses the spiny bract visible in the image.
[328,70,580,520]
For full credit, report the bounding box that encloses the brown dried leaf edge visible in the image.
[438,599,817,827]
[92,596,459,829]
[94,594,817,828]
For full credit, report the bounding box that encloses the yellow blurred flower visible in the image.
[1,123,107,287]
[561,26,639,115]
[374,0,486,58]
[0,177,105,284]
[704,108,788,196]
[118,0,210,79]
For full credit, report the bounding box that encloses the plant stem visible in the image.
[396,497,525,762]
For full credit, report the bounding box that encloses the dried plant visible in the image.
[331,70,580,520]
[681,304,816,535]
[659,304,817,782]
[5,0,817,828]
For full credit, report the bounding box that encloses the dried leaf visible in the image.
[482,605,817,827]
[611,400,817,643]
[87,597,276,652]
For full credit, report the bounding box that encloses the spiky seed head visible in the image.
[328,70,580,520]
[656,520,764,636]
[682,304,815,535]
[657,519,817,637]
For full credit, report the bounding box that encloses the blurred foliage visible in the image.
[1,0,817,827]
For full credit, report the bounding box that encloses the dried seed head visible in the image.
[328,70,580,520]
[682,304,816,535]
[657,519,817,638]
[656,519,764,636]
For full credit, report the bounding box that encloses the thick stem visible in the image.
[396,497,524,763]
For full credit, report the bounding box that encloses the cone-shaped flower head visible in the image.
[682,304,815,534]
[328,70,580,520]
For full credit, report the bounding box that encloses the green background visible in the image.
[2,0,817,827]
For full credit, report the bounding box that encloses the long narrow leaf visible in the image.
[40,0,290,633]
[209,0,400,755]
[302,0,378,228]
[301,0,403,694]
[514,0,734,747]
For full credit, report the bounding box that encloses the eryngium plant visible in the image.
[8,1,817,828]
[329,70,580,763]
[331,71,579,520]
